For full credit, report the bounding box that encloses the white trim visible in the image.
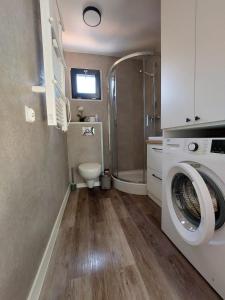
[27,185,70,300]
[77,181,100,188]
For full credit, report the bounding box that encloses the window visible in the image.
[71,68,101,100]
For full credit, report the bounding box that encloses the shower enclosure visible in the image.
[108,52,161,194]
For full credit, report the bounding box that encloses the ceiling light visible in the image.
[83,6,101,27]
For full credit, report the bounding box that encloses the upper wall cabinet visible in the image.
[161,0,225,129]
[195,0,225,125]
[161,0,196,129]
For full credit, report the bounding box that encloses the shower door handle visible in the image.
[146,114,150,127]
[146,114,154,127]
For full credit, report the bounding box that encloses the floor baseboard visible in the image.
[27,185,70,300]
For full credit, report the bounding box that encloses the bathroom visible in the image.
[66,51,161,193]
[1,0,225,299]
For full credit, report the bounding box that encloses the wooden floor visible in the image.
[40,188,220,300]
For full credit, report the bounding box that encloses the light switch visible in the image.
[25,106,35,123]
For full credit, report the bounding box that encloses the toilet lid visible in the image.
[79,163,101,171]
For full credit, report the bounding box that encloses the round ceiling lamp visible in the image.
[83,6,101,27]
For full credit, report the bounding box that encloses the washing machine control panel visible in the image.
[211,140,225,154]
[188,142,199,152]
[184,139,209,154]
[165,138,225,155]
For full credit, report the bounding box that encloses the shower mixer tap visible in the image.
[145,114,161,127]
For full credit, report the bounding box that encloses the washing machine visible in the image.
[162,138,225,298]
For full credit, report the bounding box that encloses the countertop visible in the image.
[146,137,163,145]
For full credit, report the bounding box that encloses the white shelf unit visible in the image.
[32,0,70,132]
[147,143,163,207]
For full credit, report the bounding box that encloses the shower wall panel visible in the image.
[116,59,144,171]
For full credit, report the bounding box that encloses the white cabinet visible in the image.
[195,0,225,125]
[161,0,225,129]
[147,146,163,173]
[147,144,162,206]
[161,0,196,128]
[147,170,162,205]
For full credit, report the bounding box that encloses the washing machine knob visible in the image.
[188,142,199,152]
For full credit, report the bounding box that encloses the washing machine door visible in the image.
[166,162,215,246]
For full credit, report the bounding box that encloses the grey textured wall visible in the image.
[65,52,117,169]
[0,1,69,299]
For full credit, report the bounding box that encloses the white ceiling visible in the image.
[61,0,161,57]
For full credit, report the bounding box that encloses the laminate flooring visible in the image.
[39,188,220,300]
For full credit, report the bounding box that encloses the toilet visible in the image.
[78,162,101,188]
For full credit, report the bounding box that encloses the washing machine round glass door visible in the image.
[166,162,222,246]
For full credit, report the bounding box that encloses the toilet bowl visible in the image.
[78,162,101,188]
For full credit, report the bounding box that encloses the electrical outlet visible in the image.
[25,106,35,123]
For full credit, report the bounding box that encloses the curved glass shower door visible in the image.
[109,52,161,185]
[109,70,118,178]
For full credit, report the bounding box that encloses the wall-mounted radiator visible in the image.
[32,0,71,131]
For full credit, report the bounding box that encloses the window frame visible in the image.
[70,68,102,100]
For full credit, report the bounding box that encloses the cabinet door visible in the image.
[147,168,162,206]
[147,145,162,173]
[195,0,225,124]
[161,0,196,129]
